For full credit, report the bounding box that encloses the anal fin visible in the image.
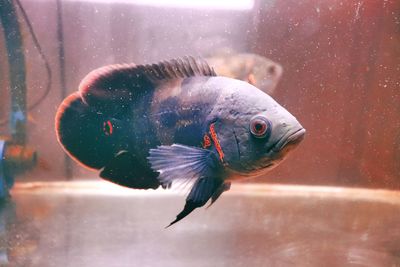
[100,151,159,189]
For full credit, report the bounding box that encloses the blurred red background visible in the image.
[251,0,399,188]
[0,0,398,188]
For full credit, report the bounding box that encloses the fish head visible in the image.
[55,93,127,170]
[210,78,305,177]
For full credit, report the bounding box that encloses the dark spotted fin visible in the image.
[166,177,223,227]
[147,144,224,226]
[79,56,216,113]
[100,151,160,189]
[55,92,115,169]
[207,182,231,208]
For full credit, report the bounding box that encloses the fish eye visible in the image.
[103,120,114,136]
[268,66,276,75]
[250,116,271,139]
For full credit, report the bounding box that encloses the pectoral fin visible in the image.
[147,144,220,187]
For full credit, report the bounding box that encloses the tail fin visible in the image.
[55,93,115,170]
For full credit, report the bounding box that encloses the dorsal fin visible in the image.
[141,56,217,83]
[79,56,216,112]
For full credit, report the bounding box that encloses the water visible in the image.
[0,0,399,266]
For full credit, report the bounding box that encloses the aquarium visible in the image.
[0,0,399,266]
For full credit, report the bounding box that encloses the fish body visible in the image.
[55,57,305,226]
[207,53,283,95]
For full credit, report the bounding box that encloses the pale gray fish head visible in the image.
[209,78,305,177]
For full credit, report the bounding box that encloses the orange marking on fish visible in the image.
[209,123,224,162]
[202,134,211,148]
[103,120,113,136]
[247,73,256,85]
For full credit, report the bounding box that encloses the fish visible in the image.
[206,53,283,95]
[55,56,305,227]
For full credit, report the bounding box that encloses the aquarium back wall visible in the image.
[3,0,257,182]
[1,0,398,189]
[251,0,399,187]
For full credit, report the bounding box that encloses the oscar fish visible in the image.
[55,57,305,227]
[207,53,283,95]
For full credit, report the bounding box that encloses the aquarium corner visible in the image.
[0,138,37,198]
[0,0,40,199]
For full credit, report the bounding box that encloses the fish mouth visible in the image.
[272,128,306,152]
